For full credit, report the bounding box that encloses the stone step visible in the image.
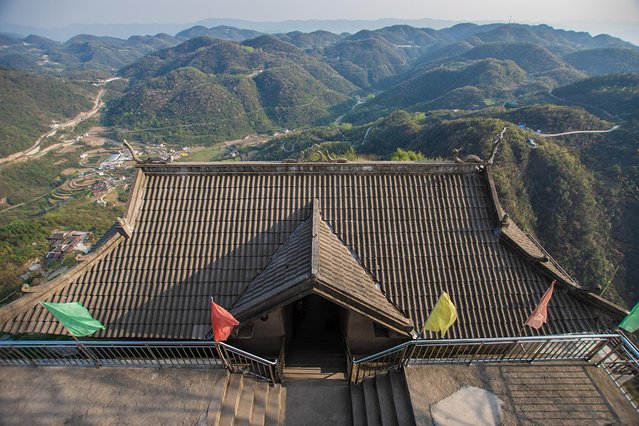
[264,383,283,425]
[234,377,256,426]
[249,381,269,426]
[285,351,345,367]
[350,383,367,426]
[204,374,229,426]
[217,374,243,426]
[363,377,382,426]
[389,370,416,426]
[375,374,399,426]
[283,366,347,381]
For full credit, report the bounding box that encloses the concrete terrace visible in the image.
[1,363,637,425]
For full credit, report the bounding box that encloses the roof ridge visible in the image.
[231,203,314,312]
[314,213,411,323]
[231,201,413,334]
[310,199,320,278]
[483,166,586,290]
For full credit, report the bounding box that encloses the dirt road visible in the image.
[0,88,105,166]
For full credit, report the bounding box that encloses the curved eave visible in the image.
[482,166,628,319]
[0,168,148,334]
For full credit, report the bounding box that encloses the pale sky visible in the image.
[1,0,638,27]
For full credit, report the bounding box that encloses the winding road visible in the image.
[334,98,365,125]
[0,88,105,166]
[539,125,620,137]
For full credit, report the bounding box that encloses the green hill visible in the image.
[469,24,635,55]
[276,30,345,50]
[106,36,357,143]
[553,73,639,119]
[0,68,98,157]
[323,32,411,88]
[372,59,527,109]
[563,48,639,76]
[460,42,566,73]
[0,33,182,78]
[175,25,263,41]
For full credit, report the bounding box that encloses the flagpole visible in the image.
[70,334,100,367]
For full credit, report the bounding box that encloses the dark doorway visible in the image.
[285,295,345,372]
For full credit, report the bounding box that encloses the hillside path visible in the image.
[539,125,620,137]
[0,88,105,167]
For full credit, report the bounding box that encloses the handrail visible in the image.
[2,340,230,347]
[352,333,619,365]
[0,339,283,385]
[218,342,278,366]
[349,332,639,414]
[619,334,639,359]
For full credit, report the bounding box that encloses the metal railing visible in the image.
[350,332,639,412]
[217,342,281,384]
[0,340,283,384]
[594,334,639,412]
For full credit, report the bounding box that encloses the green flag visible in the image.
[40,302,105,337]
[619,301,639,333]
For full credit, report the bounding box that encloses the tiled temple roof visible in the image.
[0,162,625,339]
[232,200,413,334]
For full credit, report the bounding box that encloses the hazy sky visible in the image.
[1,0,638,27]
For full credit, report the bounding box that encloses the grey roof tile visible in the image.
[0,162,624,339]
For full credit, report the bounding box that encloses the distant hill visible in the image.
[552,73,639,119]
[1,21,636,85]
[106,36,357,143]
[320,26,453,88]
[275,30,345,50]
[175,25,263,42]
[466,24,635,55]
[460,42,566,73]
[0,68,97,157]
[371,59,527,109]
[563,48,639,76]
[0,33,181,78]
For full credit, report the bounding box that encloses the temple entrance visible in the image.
[284,295,346,377]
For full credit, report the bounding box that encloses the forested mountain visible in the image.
[106,36,357,143]
[175,25,263,41]
[275,30,345,50]
[372,59,527,109]
[0,33,180,78]
[564,49,639,76]
[552,73,639,118]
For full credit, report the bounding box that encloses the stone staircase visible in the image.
[210,367,414,425]
[350,370,416,426]
[213,374,284,426]
[283,349,347,380]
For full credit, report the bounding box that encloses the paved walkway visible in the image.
[405,363,638,425]
[0,367,226,425]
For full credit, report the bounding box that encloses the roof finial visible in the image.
[452,126,507,165]
[123,139,143,164]
[487,127,508,165]
[123,139,174,164]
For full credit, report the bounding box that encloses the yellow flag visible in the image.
[423,292,458,338]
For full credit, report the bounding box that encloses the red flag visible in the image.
[210,298,239,342]
[525,281,556,330]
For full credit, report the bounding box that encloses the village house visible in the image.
[45,230,89,261]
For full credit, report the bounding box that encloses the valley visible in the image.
[0,21,638,311]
